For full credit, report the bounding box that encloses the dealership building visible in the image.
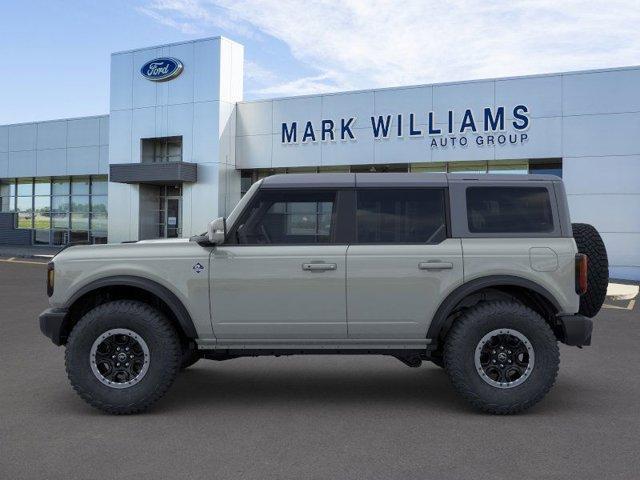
[0,36,638,279]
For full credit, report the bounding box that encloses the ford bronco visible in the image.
[39,173,608,414]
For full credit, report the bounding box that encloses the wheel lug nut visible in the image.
[130,355,134,358]
[508,360,512,363]
[126,347,129,351]
[507,350,511,354]
[125,363,129,367]
[492,350,496,354]
[500,346,504,350]
[492,360,496,363]
[117,347,120,351]
[116,363,120,366]
[500,364,504,368]
[112,355,115,359]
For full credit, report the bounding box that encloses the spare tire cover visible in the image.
[572,223,609,318]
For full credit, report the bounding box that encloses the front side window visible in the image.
[466,187,554,233]
[233,190,337,245]
[356,188,447,243]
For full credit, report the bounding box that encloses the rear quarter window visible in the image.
[466,187,554,233]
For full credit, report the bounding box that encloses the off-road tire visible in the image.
[444,301,560,414]
[572,222,609,318]
[65,300,181,414]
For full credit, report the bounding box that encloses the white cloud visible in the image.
[141,0,640,97]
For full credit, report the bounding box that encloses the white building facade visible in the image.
[0,37,638,280]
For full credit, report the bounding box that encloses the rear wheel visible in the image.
[65,300,181,414]
[572,222,609,318]
[444,301,559,414]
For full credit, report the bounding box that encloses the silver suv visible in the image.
[39,173,609,414]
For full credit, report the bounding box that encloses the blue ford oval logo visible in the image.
[140,57,184,82]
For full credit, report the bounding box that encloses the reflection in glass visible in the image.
[34,196,51,229]
[17,179,33,196]
[71,177,90,195]
[71,195,90,212]
[52,178,70,195]
[71,213,90,230]
[91,176,108,195]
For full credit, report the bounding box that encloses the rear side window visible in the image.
[356,189,447,243]
[466,187,554,233]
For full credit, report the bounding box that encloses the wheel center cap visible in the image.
[117,352,128,362]
[497,352,508,363]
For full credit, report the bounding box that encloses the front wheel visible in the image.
[443,301,559,414]
[65,300,181,414]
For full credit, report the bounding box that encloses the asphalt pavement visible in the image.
[1,258,639,480]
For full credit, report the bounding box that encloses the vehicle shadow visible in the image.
[152,359,468,415]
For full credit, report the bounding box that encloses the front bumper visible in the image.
[39,308,68,346]
[557,314,593,347]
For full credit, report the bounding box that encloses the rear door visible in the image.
[210,188,350,340]
[346,187,464,339]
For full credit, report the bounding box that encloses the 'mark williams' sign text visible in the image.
[281,105,529,149]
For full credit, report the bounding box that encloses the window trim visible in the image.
[353,187,450,245]
[225,187,351,246]
[448,181,562,238]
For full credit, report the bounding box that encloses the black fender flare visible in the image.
[65,275,198,338]
[426,275,562,341]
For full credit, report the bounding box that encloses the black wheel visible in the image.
[65,300,181,414]
[444,301,559,414]
[572,223,609,318]
[180,343,201,370]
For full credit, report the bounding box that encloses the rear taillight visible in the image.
[47,262,55,297]
[575,254,588,295]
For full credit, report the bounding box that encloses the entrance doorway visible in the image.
[138,185,183,240]
[163,196,181,238]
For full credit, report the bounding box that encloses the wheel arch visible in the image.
[427,275,562,345]
[59,275,198,345]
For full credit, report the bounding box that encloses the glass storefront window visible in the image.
[448,162,488,174]
[51,229,67,245]
[52,213,69,230]
[410,163,446,173]
[17,179,33,196]
[1,180,16,213]
[71,195,90,213]
[52,196,70,213]
[530,159,562,178]
[33,196,51,229]
[318,166,350,173]
[16,196,33,229]
[69,230,89,244]
[488,161,529,175]
[71,213,89,230]
[71,177,90,195]
[91,232,108,244]
[91,195,107,214]
[91,176,108,195]
[52,178,70,195]
[90,213,108,232]
[34,178,51,196]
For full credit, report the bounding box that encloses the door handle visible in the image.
[419,261,453,270]
[302,263,337,272]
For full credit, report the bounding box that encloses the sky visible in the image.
[1,0,640,124]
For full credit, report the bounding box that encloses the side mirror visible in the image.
[207,217,226,245]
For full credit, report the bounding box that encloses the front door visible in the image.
[164,197,181,238]
[210,188,349,340]
[346,187,464,339]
